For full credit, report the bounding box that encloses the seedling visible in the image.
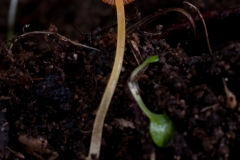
[87,0,134,159]
[128,55,174,147]
[8,0,19,40]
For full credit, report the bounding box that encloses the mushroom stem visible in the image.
[86,0,126,159]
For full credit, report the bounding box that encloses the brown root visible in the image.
[126,7,196,38]
[183,1,213,56]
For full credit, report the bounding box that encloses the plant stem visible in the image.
[130,55,159,82]
[128,82,156,120]
[87,0,125,159]
[128,55,159,121]
[8,0,19,40]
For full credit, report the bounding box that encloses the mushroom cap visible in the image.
[102,0,134,5]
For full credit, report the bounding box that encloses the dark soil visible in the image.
[1,1,240,160]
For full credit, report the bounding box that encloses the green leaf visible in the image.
[149,114,174,147]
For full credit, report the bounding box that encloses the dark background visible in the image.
[0,0,240,40]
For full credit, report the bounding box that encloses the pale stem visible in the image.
[8,0,19,39]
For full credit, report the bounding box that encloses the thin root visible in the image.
[7,147,25,159]
[127,7,196,38]
[183,1,213,56]
[22,24,30,33]
[201,103,219,112]
[13,31,100,52]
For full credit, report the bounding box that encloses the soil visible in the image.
[1,1,240,160]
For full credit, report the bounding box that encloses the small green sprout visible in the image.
[8,0,19,40]
[128,55,174,147]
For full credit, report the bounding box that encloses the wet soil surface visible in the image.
[1,1,240,160]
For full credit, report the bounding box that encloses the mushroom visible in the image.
[86,0,134,159]
[102,0,134,5]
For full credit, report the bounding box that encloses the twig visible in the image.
[127,38,143,65]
